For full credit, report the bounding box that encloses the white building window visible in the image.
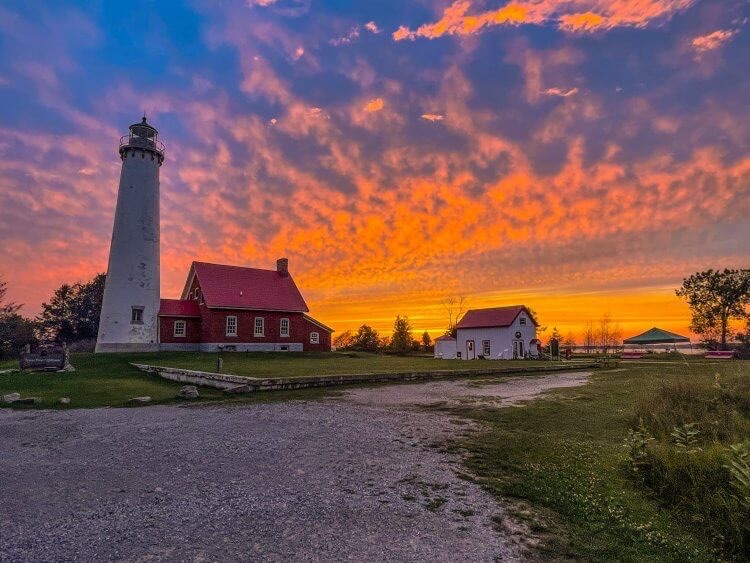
[280,318,290,337]
[254,317,265,337]
[482,340,491,357]
[310,332,319,344]
[174,320,186,338]
[194,288,201,301]
[226,316,237,337]
[131,307,144,324]
[519,317,526,325]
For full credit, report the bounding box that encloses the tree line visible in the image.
[0,273,105,358]
[1,268,748,358]
[333,315,433,354]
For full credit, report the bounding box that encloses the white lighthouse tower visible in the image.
[95,117,164,353]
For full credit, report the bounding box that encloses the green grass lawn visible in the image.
[0,351,573,408]
[456,360,750,561]
[143,351,566,377]
[0,354,226,409]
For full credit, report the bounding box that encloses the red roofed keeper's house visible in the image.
[158,259,332,352]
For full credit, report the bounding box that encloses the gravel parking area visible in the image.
[0,373,589,561]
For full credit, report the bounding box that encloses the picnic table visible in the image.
[704,350,735,359]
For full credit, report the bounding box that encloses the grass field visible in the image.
[456,360,750,560]
[0,351,568,409]
[145,351,560,377]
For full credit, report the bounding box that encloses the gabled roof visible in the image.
[456,305,537,329]
[159,299,201,317]
[303,314,334,333]
[623,327,690,344]
[182,261,309,312]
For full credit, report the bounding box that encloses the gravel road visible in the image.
[0,372,589,562]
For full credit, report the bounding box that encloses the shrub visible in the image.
[629,373,750,557]
[639,443,749,556]
[634,377,750,443]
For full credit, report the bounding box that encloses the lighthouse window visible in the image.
[174,320,186,338]
[254,317,265,337]
[130,307,144,324]
[226,316,237,337]
[280,318,290,337]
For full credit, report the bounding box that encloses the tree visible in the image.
[333,330,354,350]
[563,330,577,348]
[548,326,563,346]
[390,315,413,354]
[676,269,750,350]
[596,314,622,355]
[0,276,21,316]
[421,331,432,350]
[442,296,466,338]
[350,325,380,352]
[0,314,37,358]
[38,273,106,342]
[583,321,596,353]
[0,276,36,358]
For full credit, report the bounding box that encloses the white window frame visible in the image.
[310,332,319,344]
[254,317,265,337]
[194,288,201,301]
[280,318,290,338]
[226,315,238,337]
[482,340,491,357]
[519,316,527,326]
[173,320,186,338]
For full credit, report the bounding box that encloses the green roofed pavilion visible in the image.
[623,327,690,345]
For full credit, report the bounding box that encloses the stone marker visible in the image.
[129,396,152,404]
[3,392,20,404]
[178,385,199,400]
[15,397,39,406]
[59,397,71,405]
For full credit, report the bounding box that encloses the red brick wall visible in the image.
[302,316,332,351]
[159,317,202,344]
[200,308,330,351]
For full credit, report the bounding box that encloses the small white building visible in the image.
[434,335,457,359]
[436,305,539,360]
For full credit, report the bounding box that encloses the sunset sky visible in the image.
[1,0,749,341]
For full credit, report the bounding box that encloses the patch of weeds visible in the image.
[424,496,447,511]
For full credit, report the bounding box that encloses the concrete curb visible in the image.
[131,362,600,393]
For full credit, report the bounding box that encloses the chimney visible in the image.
[276,257,289,276]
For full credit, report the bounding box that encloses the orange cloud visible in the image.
[544,86,579,97]
[363,97,384,112]
[393,0,697,40]
[420,113,444,121]
[691,29,737,52]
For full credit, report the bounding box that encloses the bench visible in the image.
[621,352,645,359]
[704,351,735,359]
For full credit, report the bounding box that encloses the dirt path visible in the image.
[0,372,590,562]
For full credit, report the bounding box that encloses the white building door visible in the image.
[513,340,524,359]
[466,340,476,360]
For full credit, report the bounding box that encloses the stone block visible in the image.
[178,385,199,399]
[3,392,20,404]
